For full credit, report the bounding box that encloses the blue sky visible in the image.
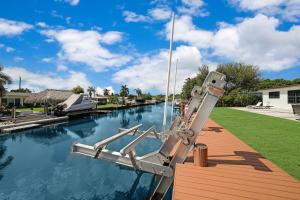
[0,0,299,95]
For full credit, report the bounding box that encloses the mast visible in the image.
[162,12,175,132]
[170,59,178,124]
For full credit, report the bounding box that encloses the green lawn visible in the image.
[211,107,300,180]
[97,103,120,109]
[16,107,44,112]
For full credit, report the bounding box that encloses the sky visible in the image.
[0,0,300,95]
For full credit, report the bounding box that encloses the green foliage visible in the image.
[103,88,110,96]
[142,92,152,100]
[10,88,32,93]
[109,95,119,104]
[181,63,262,107]
[211,108,300,180]
[216,63,261,93]
[181,65,208,99]
[87,86,96,97]
[135,88,142,97]
[72,85,84,94]
[120,85,129,97]
[0,65,12,97]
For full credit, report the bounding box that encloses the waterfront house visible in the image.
[258,85,300,110]
[0,92,30,107]
[24,89,73,106]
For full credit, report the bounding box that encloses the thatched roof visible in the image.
[24,89,73,105]
[3,92,31,97]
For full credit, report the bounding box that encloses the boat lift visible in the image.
[72,71,226,199]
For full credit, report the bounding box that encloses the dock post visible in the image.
[193,143,208,167]
[180,102,186,117]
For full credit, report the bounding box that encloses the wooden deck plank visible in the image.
[172,119,300,200]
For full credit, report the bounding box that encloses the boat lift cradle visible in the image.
[72,71,226,199]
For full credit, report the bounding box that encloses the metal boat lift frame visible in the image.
[72,71,226,199]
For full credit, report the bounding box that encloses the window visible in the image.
[288,90,300,104]
[1,98,7,105]
[269,91,280,99]
[15,98,21,107]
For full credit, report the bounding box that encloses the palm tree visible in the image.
[120,85,129,97]
[0,65,12,97]
[103,88,110,96]
[87,86,96,97]
[135,88,142,97]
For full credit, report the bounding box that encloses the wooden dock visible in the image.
[172,119,300,200]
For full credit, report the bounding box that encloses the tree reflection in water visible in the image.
[0,138,13,181]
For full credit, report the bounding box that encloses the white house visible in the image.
[258,85,300,110]
[0,92,31,107]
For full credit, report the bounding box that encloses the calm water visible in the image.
[0,103,176,200]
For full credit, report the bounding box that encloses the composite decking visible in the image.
[172,119,300,200]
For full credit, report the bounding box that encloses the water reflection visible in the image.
[0,139,13,181]
[0,103,174,200]
[66,117,98,138]
[25,125,68,145]
[120,109,130,128]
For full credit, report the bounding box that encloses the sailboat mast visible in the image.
[170,59,178,124]
[162,12,175,132]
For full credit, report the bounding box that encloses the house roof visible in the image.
[258,84,300,92]
[24,89,73,104]
[3,92,31,97]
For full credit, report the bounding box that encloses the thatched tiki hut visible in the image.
[25,89,73,106]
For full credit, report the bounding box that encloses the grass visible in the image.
[16,107,44,112]
[97,103,120,109]
[211,107,300,180]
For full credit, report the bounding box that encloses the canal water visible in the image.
[0,103,176,200]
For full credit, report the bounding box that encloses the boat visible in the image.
[53,94,96,116]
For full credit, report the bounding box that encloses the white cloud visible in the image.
[123,7,172,23]
[168,14,300,71]
[230,0,300,22]
[36,22,48,28]
[95,86,115,95]
[41,29,131,72]
[113,45,202,93]
[178,0,208,17]
[42,57,54,63]
[0,18,32,36]
[56,64,68,71]
[211,14,300,71]
[55,0,80,6]
[4,67,91,92]
[149,7,172,20]
[123,11,149,23]
[165,15,214,48]
[13,56,24,62]
[0,44,15,52]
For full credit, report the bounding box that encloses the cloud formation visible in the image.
[113,45,202,93]
[0,18,32,36]
[230,0,300,22]
[41,29,131,72]
[4,67,91,92]
[166,14,300,71]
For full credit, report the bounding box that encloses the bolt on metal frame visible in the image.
[72,71,226,200]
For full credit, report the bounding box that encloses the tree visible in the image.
[135,88,142,97]
[181,64,208,99]
[87,86,95,97]
[216,63,261,94]
[120,85,129,97]
[103,88,110,96]
[72,85,84,94]
[11,88,32,93]
[0,65,12,97]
